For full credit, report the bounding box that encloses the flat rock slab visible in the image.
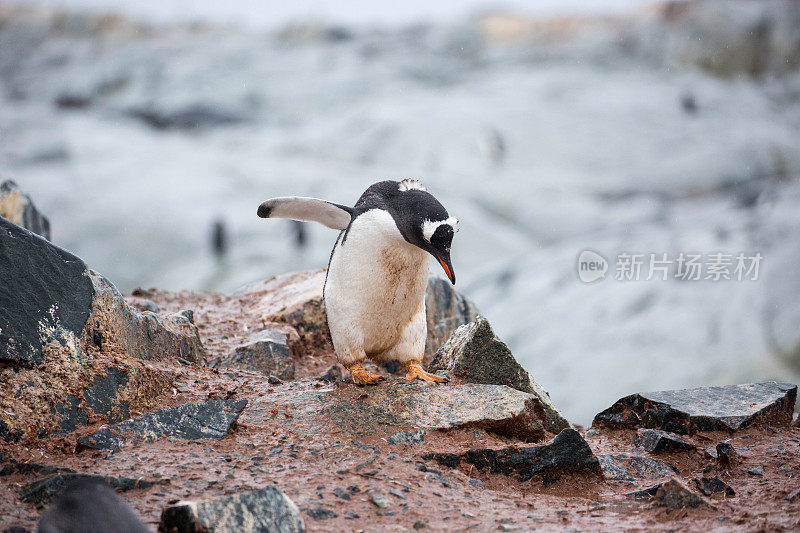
[694,476,735,497]
[423,428,602,483]
[240,380,546,442]
[20,473,166,507]
[429,316,570,433]
[598,453,678,482]
[635,429,695,453]
[159,486,304,533]
[78,399,247,450]
[593,382,797,434]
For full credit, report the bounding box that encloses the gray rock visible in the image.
[0,217,204,440]
[159,486,304,533]
[747,466,764,477]
[694,476,735,497]
[0,179,50,240]
[598,453,677,481]
[655,478,707,509]
[593,382,797,434]
[424,276,479,365]
[213,329,295,380]
[20,473,165,507]
[387,430,425,445]
[77,399,248,450]
[423,428,602,483]
[240,380,547,442]
[428,316,570,434]
[371,493,391,508]
[635,429,695,453]
[319,365,343,382]
[625,482,664,499]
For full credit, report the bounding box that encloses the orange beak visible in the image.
[437,256,456,285]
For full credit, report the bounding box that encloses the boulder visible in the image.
[0,218,204,440]
[0,179,50,240]
[78,399,248,450]
[248,270,479,363]
[634,429,695,453]
[20,473,166,506]
[655,478,708,510]
[158,486,304,533]
[211,328,295,380]
[429,316,570,433]
[593,382,797,434]
[423,428,602,484]
[240,380,547,442]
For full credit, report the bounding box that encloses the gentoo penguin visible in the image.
[257,179,458,385]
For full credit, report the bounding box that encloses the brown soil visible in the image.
[2,285,799,532]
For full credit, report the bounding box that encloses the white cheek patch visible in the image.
[398,179,427,192]
[422,217,459,242]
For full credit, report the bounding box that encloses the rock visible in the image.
[159,486,304,532]
[268,375,284,385]
[654,478,707,509]
[127,104,245,131]
[423,428,602,484]
[0,179,50,240]
[424,276,479,365]
[37,478,149,533]
[77,399,247,450]
[634,429,695,453]
[785,487,800,502]
[0,459,74,477]
[0,218,205,440]
[54,93,92,110]
[428,316,570,434]
[211,329,295,380]
[247,270,479,364]
[694,476,735,497]
[387,430,425,445]
[20,473,165,507]
[597,454,677,481]
[593,382,797,434]
[747,466,764,477]
[371,493,391,508]
[240,380,547,443]
[123,296,160,313]
[625,482,665,499]
[306,507,337,520]
[319,365,343,382]
[715,440,737,466]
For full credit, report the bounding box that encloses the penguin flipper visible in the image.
[257,197,353,230]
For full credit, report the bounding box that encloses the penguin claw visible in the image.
[403,363,449,383]
[348,364,386,386]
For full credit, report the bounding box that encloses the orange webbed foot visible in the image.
[348,364,386,386]
[404,362,449,383]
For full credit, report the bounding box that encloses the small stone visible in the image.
[213,329,295,380]
[694,477,735,497]
[626,482,664,499]
[785,488,800,501]
[635,429,695,453]
[371,493,391,508]
[306,507,337,520]
[747,466,764,477]
[387,430,425,445]
[319,365,343,382]
[655,478,707,509]
[716,440,737,466]
[413,521,427,530]
[268,375,283,385]
[333,487,351,500]
[499,524,520,531]
[389,489,406,500]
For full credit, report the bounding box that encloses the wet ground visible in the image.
[2,284,799,532]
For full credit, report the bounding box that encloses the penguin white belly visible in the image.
[324,210,429,366]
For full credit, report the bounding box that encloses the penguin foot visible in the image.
[404,362,449,383]
[348,364,386,386]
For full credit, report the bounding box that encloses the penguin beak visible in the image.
[435,253,456,285]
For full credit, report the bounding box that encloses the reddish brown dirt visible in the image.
[2,285,799,532]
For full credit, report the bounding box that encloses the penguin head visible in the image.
[360,179,458,284]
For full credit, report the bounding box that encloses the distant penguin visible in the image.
[258,179,458,385]
[210,218,227,258]
[37,479,149,533]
